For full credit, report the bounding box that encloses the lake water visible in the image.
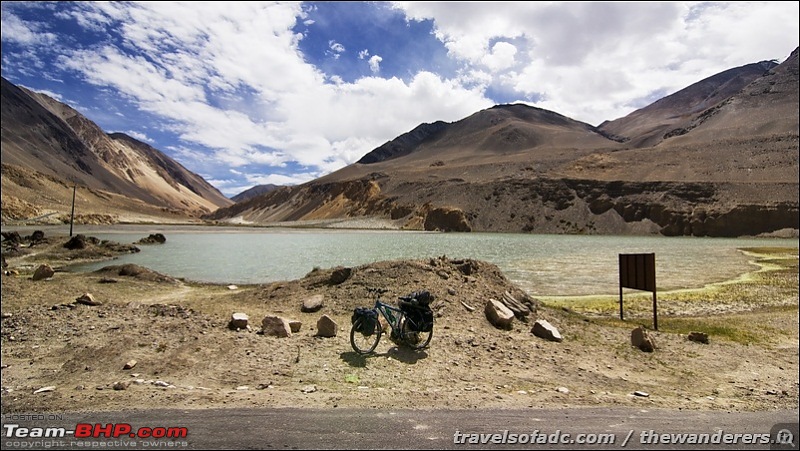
[50,225,798,297]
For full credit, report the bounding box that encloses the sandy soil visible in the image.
[1,233,797,414]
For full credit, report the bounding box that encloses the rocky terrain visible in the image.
[1,232,797,414]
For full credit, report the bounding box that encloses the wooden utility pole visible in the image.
[69,185,76,237]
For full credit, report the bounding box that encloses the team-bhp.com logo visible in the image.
[4,423,188,439]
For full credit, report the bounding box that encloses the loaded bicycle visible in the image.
[350,287,434,354]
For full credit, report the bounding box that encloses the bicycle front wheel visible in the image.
[350,317,382,355]
[400,317,433,350]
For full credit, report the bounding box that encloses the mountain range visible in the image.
[207,48,799,237]
[2,48,798,236]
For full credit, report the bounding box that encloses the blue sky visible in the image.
[2,2,798,197]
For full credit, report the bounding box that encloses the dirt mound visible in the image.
[251,256,535,317]
[95,263,179,284]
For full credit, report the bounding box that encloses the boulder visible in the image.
[316,315,338,337]
[485,298,514,330]
[261,315,292,338]
[532,319,562,342]
[32,264,55,281]
[301,294,324,313]
[631,326,656,352]
[229,312,249,330]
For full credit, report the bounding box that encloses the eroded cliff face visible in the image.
[206,176,798,237]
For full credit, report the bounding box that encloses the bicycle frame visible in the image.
[374,300,404,334]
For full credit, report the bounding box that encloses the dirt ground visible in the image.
[1,232,798,414]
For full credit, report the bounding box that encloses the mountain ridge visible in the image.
[207,48,799,237]
[1,76,232,224]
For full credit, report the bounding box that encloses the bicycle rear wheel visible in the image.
[350,317,382,354]
[400,317,433,350]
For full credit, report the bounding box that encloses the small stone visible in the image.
[236,386,249,390]
[33,386,56,394]
[123,360,137,370]
[555,387,570,394]
[32,264,54,281]
[75,293,102,306]
[688,331,709,344]
[113,381,129,391]
[631,326,656,352]
[301,295,324,313]
[229,313,249,330]
[633,391,650,397]
[316,315,338,338]
[531,319,562,342]
[301,385,317,393]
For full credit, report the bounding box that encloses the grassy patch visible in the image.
[539,246,798,316]
[539,247,798,344]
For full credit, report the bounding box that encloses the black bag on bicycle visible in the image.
[410,290,433,306]
[401,303,434,332]
[351,307,378,335]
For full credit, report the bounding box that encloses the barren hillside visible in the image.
[208,49,799,237]
[1,77,232,224]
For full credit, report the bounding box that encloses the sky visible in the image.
[1,2,798,198]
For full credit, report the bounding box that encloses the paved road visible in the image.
[2,407,798,450]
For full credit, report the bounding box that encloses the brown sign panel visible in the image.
[619,253,656,292]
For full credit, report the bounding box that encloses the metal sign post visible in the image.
[619,253,658,330]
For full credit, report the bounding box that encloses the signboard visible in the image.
[619,253,658,330]
[619,253,656,292]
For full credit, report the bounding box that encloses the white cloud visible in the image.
[481,41,517,71]
[368,54,383,73]
[120,130,153,143]
[395,1,800,125]
[44,2,494,179]
[328,40,346,59]
[358,49,370,59]
[0,12,57,45]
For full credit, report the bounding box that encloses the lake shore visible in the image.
[1,233,797,414]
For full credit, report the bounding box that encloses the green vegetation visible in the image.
[540,246,799,343]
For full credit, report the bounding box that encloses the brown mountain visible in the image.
[231,184,280,203]
[208,49,799,237]
[1,76,232,224]
[598,60,779,147]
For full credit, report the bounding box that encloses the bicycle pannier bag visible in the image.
[411,290,433,306]
[407,306,434,332]
[351,307,378,335]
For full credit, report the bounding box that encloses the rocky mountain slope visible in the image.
[208,48,799,237]
[1,77,232,224]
